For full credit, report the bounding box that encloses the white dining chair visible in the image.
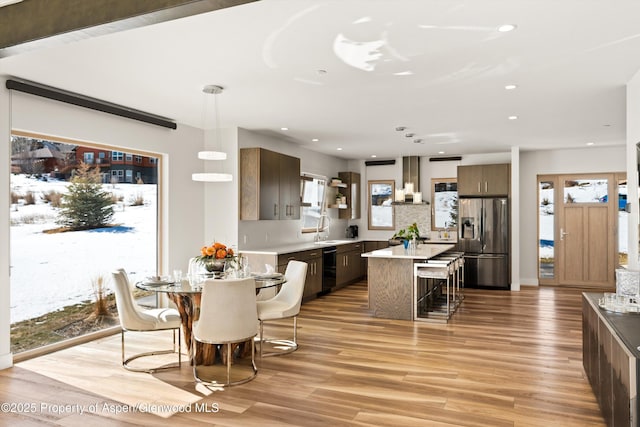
[192,277,259,386]
[257,260,307,357]
[111,269,182,373]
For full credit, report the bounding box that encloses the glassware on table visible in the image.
[173,269,183,283]
[224,260,237,278]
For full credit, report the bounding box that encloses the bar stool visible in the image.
[435,251,465,304]
[413,261,455,321]
[426,254,460,310]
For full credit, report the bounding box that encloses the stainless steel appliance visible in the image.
[458,197,510,289]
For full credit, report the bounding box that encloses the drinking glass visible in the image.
[224,261,237,278]
[172,269,183,283]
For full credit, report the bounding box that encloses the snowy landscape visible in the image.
[10,175,157,323]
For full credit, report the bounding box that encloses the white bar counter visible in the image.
[362,243,454,320]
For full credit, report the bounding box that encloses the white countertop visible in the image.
[362,243,455,260]
[239,238,363,255]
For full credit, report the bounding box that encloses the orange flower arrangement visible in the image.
[195,241,237,272]
[197,242,235,260]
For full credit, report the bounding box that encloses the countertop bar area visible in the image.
[362,244,454,320]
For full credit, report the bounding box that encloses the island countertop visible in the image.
[362,243,455,260]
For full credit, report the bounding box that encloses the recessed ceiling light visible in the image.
[317,69,327,75]
[337,147,343,151]
[498,24,517,32]
[505,84,517,90]
[438,151,445,154]
[603,124,611,127]
[395,126,406,131]
[312,138,319,142]
[281,127,289,131]
[405,133,415,138]
[371,154,377,158]
[586,142,595,146]
[508,115,518,120]
[393,71,414,76]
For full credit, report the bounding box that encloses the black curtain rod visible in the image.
[6,78,177,130]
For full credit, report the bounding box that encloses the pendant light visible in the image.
[192,84,232,182]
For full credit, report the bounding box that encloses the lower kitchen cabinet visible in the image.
[335,242,364,289]
[277,249,323,300]
[582,293,638,426]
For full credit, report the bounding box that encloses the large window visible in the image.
[10,134,159,354]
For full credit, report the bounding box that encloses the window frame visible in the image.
[300,173,328,234]
[368,180,395,230]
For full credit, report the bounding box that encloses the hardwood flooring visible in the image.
[1,282,606,426]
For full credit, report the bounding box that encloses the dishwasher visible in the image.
[322,246,337,293]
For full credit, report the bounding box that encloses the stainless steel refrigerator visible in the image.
[458,198,510,289]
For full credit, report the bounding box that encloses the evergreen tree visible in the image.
[58,162,114,229]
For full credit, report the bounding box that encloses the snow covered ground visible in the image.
[10,175,157,323]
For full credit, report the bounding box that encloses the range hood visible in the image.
[402,156,420,194]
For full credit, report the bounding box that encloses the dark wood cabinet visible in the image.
[457,163,510,196]
[335,242,364,288]
[277,249,322,300]
[240,147,301,220]
[582,293,637,426]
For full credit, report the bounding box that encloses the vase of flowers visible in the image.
[195,242,237,274]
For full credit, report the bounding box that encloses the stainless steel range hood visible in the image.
[402,156,420,193]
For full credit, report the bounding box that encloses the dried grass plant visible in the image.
[90,274,111,318]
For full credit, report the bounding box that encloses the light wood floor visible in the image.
[1,281,605,426]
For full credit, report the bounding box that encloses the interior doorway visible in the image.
[538,173,624,288]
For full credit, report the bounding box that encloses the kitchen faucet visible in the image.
[315,213,331,242]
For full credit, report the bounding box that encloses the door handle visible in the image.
[560,228,568,240]
[484,182,488,193]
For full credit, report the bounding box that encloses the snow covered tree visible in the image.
[58,162,114,230]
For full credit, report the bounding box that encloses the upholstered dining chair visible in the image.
[111,269,182,373]
[192,277,259,387]
[256,260,307,357]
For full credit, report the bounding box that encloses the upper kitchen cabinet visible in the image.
[338,172,361,220]
[240,147,301,220]
[457,163,510,196]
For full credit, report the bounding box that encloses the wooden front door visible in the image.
[557,174,616,287]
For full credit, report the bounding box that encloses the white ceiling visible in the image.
[2,0,640,160]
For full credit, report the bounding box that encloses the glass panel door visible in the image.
[539,178,555,281]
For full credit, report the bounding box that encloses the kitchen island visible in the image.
[362,243,455,320]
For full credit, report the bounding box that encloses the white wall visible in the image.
[519,146,626,285]
[0,83,206,368]
[627,70,640,269]
[0,83,11,368]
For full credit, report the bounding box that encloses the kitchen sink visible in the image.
[313,240,350,245]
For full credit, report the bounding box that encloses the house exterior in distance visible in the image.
[11,139,159,184]
[75,146,158,184]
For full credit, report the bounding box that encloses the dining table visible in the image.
[136,273,285,366]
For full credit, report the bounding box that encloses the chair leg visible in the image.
[121,328,182,373]
[226,342,232,385]
[258,316,299,357]
[259,320,264,359]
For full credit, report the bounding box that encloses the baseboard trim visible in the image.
[0,352,13,370]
